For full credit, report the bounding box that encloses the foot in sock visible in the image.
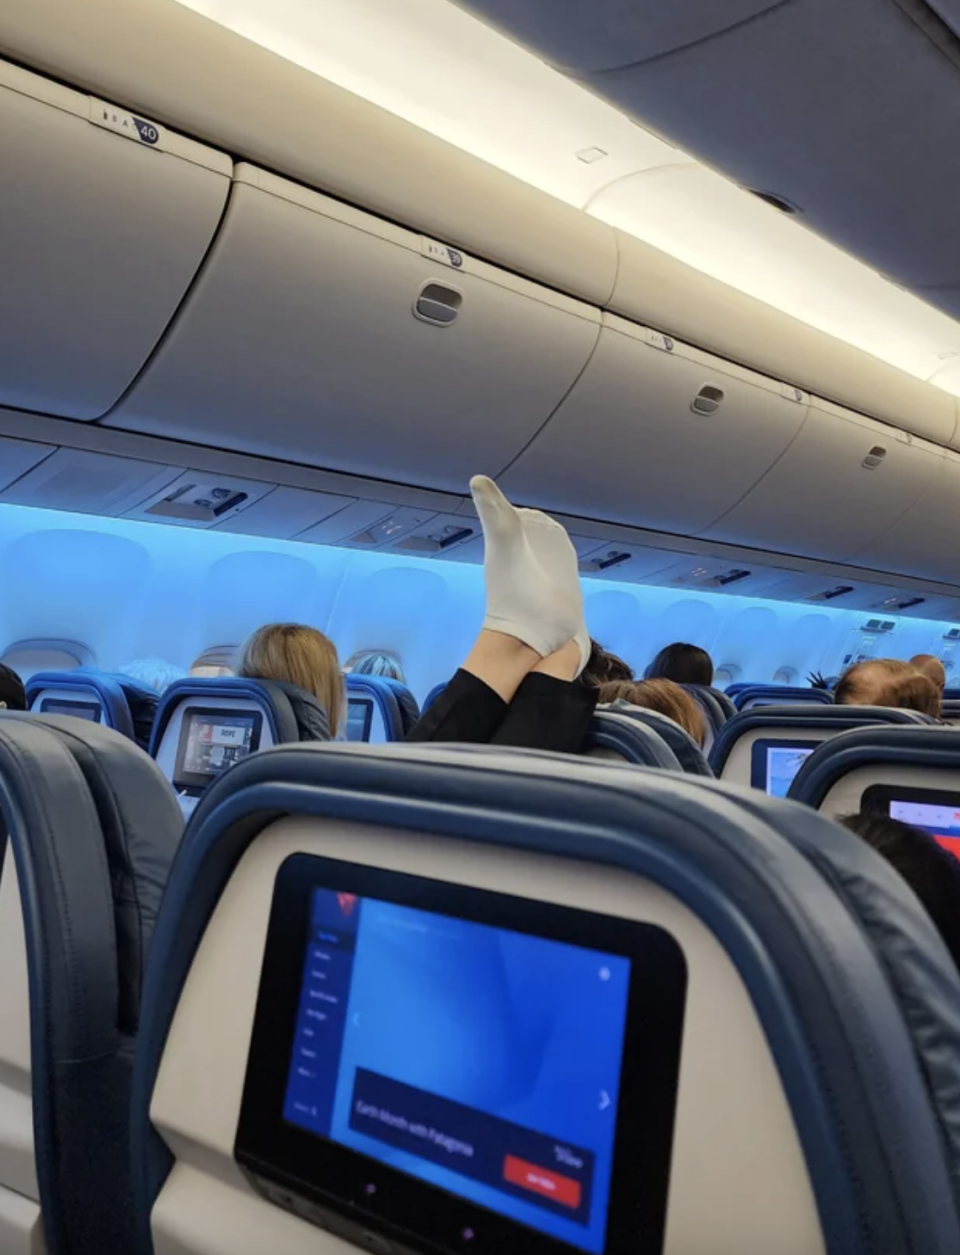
[470,475,589,673]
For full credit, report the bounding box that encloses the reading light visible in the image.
[172,0,960,397]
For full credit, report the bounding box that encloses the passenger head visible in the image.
[834,658,913,706]
[645,642,714,687]
[0,663,26,711]
[910,654,946,694]
[238,624,345,735]
[599,677,707,748]
[889,670,941,719]
[582,640,634,688]
[346,651,406,683]
[843,811,960,976]
[118,657,188,694]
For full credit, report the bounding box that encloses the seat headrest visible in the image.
[421,681,447,713]
[373,676,421,734]
[734,686,835,711]
[345,674,405,741]
[26,668,137,741]
[150,677,302,757]
[584,710,681,769]
[601,702,712,775]
[789,724,960,811]
[711,704,933,776]
[131,743,960,1254]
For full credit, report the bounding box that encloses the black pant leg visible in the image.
[406,669,507,743]
[491,673,598,753]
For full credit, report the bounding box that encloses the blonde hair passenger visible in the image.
[238,623,346,738]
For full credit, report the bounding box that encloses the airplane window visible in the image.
[713,664,740,689]
[773,666,799,685]
[0,638,95,681]
[190,644,237,677]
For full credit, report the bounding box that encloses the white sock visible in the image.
[471,476,589,674]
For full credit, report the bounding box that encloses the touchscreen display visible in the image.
[38,698,102,722]
[889,798,960,862]
[346,697,373,743]
[765,746,815,798]
[175,709,259,788]
[283,890,628,1253]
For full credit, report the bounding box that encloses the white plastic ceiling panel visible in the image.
[452,0,781,71]
[0,449,180,515]
[107,166,601,493]
[499,315,807,534]
[0,59,231,420]
[853,454,960,586]
[705,399,943,562]
[212,487,357,539]
[0,437,54,491]
[564,0,960,316]
[295,500,397,546]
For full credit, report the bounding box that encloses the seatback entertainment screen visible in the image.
[38,698,102,722]
[750,739,820,797]
[173,707,262,792]
[237,856,687,1255]
[863,785,960,863]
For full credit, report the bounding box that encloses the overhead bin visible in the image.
[0,59,231,420]
[853,452,960,586]
[704,398,943,562]
[610,232,959,447]
[106,165,601,492]
[499,314,807,534]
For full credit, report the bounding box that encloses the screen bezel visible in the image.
[346,696,374,743]
[749,738,821,793]
[172,705,263,792]
[861,784,960,824]
[38,697,103,722]
[235,854,687,1255]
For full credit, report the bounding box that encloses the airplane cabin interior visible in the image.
[2,1,960,1253]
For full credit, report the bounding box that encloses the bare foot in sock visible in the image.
[471,476,589,675]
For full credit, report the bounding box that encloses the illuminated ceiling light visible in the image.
[174,0,960,397]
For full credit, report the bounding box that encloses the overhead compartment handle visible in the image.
[414,281,462,326]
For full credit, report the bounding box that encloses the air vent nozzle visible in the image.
[862,445,887,470]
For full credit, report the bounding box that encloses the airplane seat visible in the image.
[25,667,149,744]
[128,742,960,1255]
[375,676,421,735]
[680,685,725,754]
[787,726,960,836]
[943,689,960,702]
[703,685,737,721]
[601,703,713,776]
[940,699,960,726]
[734,686,835,712]
[583,710,682,769]
[150,677,301,819]
[421,681,447,713]
[711,704,933,794]
[0,714,181,1255]
[100,672,160,750]
[344,675,405,742]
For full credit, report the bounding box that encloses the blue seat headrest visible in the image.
[789,724,960,808]
[150,677,302,756]
[26,669,141,743]
[585,711,681,769]
[373,677,420,735]
[734,686,835,711]
[345,675,405,741]
[711,705,933,775]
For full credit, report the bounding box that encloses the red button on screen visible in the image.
[503,1155,581,1209]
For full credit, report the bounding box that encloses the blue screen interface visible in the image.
[282,889,632,1253]
[765,745,814,798]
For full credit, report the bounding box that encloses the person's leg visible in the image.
[407,477,591,747]
[406,631,538,743]
[491,641,599,753]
